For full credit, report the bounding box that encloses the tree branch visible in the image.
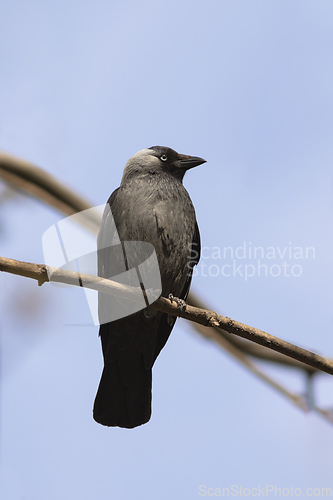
[1,255,333,377]
[0,150,100,232]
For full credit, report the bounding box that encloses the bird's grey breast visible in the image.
[109,175,196,294]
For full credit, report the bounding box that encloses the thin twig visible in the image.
[188,295,317,372]
[189,320,309,411]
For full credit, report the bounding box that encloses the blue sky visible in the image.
[1,1,333,499]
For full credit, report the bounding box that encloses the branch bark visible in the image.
[1,255,333,377]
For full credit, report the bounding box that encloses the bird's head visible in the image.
[121,146,206,185]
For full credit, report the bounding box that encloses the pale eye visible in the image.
[160,154,167,162]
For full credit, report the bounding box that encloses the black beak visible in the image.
[178,154,206,170]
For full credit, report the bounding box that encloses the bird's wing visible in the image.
[97,188,121,280]
[152,220,201,361]
[193,220,201,265]
[179,220,200,301]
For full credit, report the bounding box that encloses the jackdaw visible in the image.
[93,146,205,428]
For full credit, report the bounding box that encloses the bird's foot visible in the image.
[168,294,187,314]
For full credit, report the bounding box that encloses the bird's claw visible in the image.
[168,294,187,314]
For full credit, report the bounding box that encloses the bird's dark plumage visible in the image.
[93,146,205,428]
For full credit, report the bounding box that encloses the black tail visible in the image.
[93,326,152,428]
